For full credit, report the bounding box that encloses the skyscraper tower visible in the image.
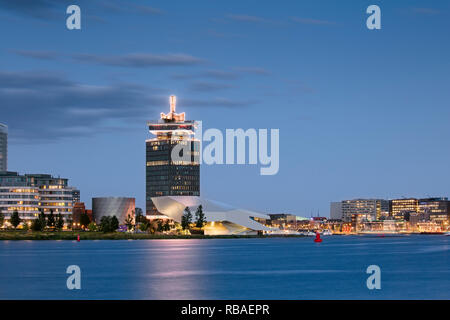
[0,124,7,172]
[146,96,200,215]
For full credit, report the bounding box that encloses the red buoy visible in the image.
[314,232,322,243]
[77,234,80,242]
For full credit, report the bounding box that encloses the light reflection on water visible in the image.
[0,235,449,299]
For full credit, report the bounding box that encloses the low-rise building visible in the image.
[92,197,135,224]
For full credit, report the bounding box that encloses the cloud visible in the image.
[0,0,79,19]
[0,71,252,143]
[11,50,59,60]
[233,67,271,76]
[171,69,240,81]
[188,81,234,92]
[202,70,239,80]
[10,50,203,68]
[206,29,245,39]
[183,97,257,108]
[72,53,205,68]
[291,17,335,25]
[171,67,270,81]
[134,5,164,15]
[225,14,269,23]
[411,7,440,15]
[99,1,164,16]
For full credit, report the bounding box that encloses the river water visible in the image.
[0,235,449,299]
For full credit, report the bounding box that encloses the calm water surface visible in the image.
[0,235,449,299]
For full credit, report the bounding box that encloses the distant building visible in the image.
[341,199,389,222]
[390,198,419,220]
[71,189,80,204]
[418,197,449,225]
[0,124,7,172]
[0,171,76,223]
[330,202,343,220]
[92,197,135,224]
[268,213,308,228]
[146,96,200,215]
[72,202,92,226]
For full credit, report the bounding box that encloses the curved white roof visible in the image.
[151,196,272,231]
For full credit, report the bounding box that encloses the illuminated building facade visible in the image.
[0,172,39,221]
[418,197,449,225]
[0,123,7,172]
[0,171,76,224]
[72,189,80,204]
[151,196,271,235]
[341,199,389,222]
[72,202,93,226]
[390,198,419,220]
[146,96,200,215]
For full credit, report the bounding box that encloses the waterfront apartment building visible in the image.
[341,199,389,222]
[0,172,39,221]
[146,96,200,215]
[0,124,7,172]
[0,171,76,224]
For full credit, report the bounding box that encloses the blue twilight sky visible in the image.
[0,0,449,216]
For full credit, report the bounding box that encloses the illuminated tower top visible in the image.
[147,95,196,137]
[160,95,185,122]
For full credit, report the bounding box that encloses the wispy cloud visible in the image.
[10,50,204,68]
[291,17,335,25]
[206,29,245,39]
[225,14,269,23]
[99,1,164,16]
[233,67,271,76]
[188,81,234,92]
[183,97,257,108]
[71,53,205,68]
[11,49,59,60]
[411,7,441,15]
[171,69,240,81]
[0,0,78,19]
[0,71,253,142]
[202,69,239,80]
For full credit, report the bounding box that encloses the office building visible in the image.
[146,96,200,215]
[390,198,419,220]
[341,199,389,222]
[418,197,449,224]
[0,124,7,172]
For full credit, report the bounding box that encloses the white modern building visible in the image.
[0,172,76,223]
[151,196,273,235]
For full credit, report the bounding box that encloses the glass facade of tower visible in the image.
[146,96,200,215]
[0,124,7,172]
